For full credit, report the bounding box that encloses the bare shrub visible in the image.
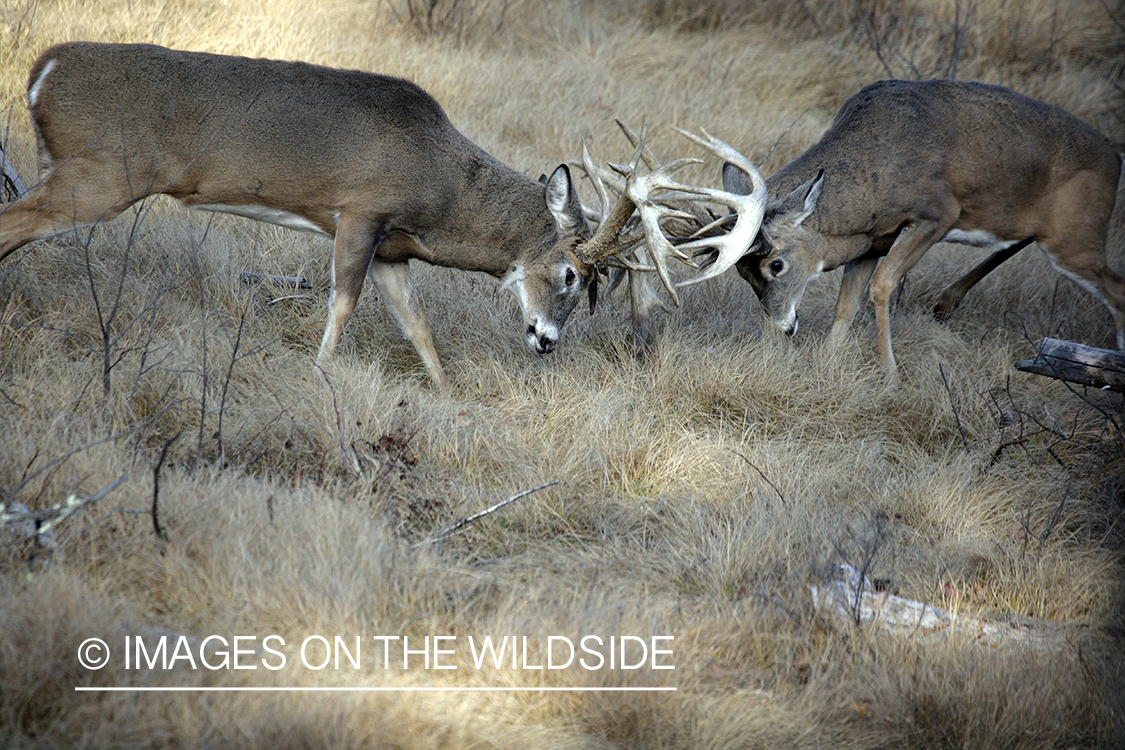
[380,0,529,45]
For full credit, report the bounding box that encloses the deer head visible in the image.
[729,168,826,336]
[499,164,595,354]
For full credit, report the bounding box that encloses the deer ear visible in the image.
[778,170,824,228]
[545,164,585,233]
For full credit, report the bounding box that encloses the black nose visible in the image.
[528,324,556,354]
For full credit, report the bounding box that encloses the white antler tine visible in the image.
[686,213,735,240]
[626,159,705,206]
[576,123,763,298]
[574,159,626,194]
[577,126,652,265]
[653,126,769,287]
[608,161,634,179]
[651,156,705,177]
[616,118,661,171]
[674,126,768,202]
[658,207,700,223]
[635,203,682,307]
[673,189,766,287]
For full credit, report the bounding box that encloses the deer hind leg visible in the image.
[317,213,381,363]
[0,167,135,262]
[932,240,1031,322]
[828,255,879,348]
[367,257,446,389]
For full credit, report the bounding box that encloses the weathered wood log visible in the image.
[1014,337,1125,392]
[239,272,312,289]
[812,563,1074,651]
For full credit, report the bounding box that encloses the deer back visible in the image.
[29,42,581,271]
[754,79,1119,244]
[731,79,1121,303]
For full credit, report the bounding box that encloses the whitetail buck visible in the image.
[721,78,1125,379]
[0,42,765,388]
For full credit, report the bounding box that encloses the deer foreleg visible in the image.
[869,218,956,380]
[628,268,671,349]
[367,258,447,389]
[828,256,879,348]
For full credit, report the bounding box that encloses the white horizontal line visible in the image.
[75,686,677,692]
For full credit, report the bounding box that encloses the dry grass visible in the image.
[2,0,1125,747]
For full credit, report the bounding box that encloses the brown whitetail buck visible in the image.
[0,42,765,388]
[721,78,1125,379]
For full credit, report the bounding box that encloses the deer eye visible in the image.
[768,259,786,277]
[565,268,576,287]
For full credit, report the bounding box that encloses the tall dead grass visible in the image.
[1,0,1124,747]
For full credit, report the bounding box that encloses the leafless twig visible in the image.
[420,480,559,545]
[315,363,361,475]
[0,137,26,200]
[939,363,970,450]
[239,272,312,289]
[152,432,180,543]
[734,451,785,504]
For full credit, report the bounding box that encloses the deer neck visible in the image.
[398,145,556,278]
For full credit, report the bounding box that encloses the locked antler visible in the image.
[574,121,768,307]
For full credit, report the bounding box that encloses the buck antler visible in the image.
[574,123,768,307]
[668,127,769,286]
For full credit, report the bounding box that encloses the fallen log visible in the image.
[1014,338,1125,392]
[239,272,312,289]
[811,563,1074,651]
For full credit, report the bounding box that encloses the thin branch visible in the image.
[239,272,312,289]
[2,474,129,549]
[759,108,811,172]
[733,450,785,504]
[152,431,180,543]
[216,303,249,459]
[1,405,172,505]
[315,363,361,475]
[939,363,970,450]
[420,480,560,545]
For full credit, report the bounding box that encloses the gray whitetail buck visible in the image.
[0,42,765,387]
[721,78,1125,379]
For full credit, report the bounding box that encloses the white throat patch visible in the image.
[499,265,529,316]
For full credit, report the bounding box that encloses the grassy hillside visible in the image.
[1,0,1124,747]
